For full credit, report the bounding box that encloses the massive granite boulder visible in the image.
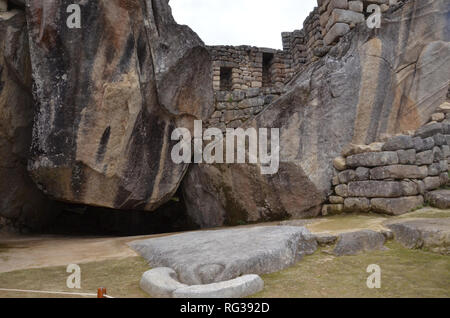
[25,0,213,211]
[0,9,54,230]
[183,0,450,227]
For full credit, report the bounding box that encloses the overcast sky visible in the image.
[170,0,317,49]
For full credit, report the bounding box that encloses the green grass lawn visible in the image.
[1,209,449,298]
[252,241,450,298]
[306,213,388,234]
[0,257,150,298]
[396,208,450,219]
[0,242,448,298]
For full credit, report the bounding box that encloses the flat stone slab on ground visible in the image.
[140,267,264,298]
[385,218,450,255]
[425,190,450,209]
[140,268,187,298]
[332,230,387,256]
[129,226,317,285]
[172,275,264,298]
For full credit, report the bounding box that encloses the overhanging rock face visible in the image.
[182,0,450,227]
[0,9,54,230]
[24,0,213,211]
[1,0,449,230]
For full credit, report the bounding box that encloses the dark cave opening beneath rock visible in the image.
[7,1,24,11]
[41,190,199,237]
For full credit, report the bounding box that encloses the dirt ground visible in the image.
[0,234,141,273]
[0,208,449,298]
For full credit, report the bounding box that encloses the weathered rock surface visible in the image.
[140,267,264,298]
[182,160,326,228]
[371,196,424,216]
[324,23,350,46]
[386,218,450,255]
[347,151,399,168]
[129,226,317,285]
[344,197,370,212]
[24,0,213,211]
[322,203,344,215]
[172,275,264,299]
[397,149,416,164]
[416,150,434,165]
[0,9,54,229]
[341,142,384,157]
[329,196,344,204]
[381,135,414,151]
[424,176,442,191]
[333,156,347,171]
[332,230,386,256]
[338,169,357,184]
[415,123,444,139]
[425,190,450,209]
[314,233,339,246]
[414,137,435,152]
[370,165,428,180]
[140,267,187,298]
[347,181,409,198]
[182,0,450,227]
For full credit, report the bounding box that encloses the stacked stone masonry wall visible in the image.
[208,0,401,128]
[326,104,450,216]
[318,0,399,46]
[205,87,286,130]
[281,1,401,72]
[209,46,287,91]
[304,7,324,63]
[208,46,288,128]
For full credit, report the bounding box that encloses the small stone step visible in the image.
[425,189,450,209]
[385,218,450,255]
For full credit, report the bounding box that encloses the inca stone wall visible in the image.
[281,7,327,78]
[0,0,448,231]
[304,7,324,63]
[184,0,449,228]
[326,103,450,216]
[205,87,285,130]
[208,46,288,128]
[282,0,402,73]
[210,46,288,91]
[281,30,304,79]
[319,0,395,46]
[209,0,402,129]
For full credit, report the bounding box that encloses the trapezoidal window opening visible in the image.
[220,67,233,91]
[262,53,274,88]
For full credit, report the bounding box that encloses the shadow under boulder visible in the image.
[42,191,198,236]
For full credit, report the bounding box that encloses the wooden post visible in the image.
[97,287,107,298]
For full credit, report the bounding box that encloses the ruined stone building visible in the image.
[207,0,397,129]
[0,0,449,233]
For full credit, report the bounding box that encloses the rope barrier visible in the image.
[0,288,114,298]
